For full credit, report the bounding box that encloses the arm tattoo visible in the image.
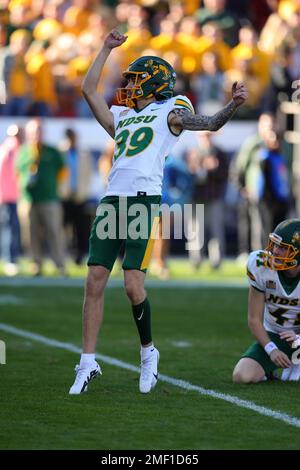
[172,101,237,132]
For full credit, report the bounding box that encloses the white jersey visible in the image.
[247,250,300,334]
[106,95,194,196]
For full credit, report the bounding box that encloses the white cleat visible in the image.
[139,347,159,394]
[69,362,102,394]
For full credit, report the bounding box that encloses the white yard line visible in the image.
[170,340,192,348]
[1,322,300,430]
[0,295,24,304]
[0,277,248,289]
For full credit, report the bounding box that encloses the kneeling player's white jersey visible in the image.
[106,95,194,197]
[247,250,300,334]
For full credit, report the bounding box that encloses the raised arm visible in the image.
[168,82,248,134]
[81,29,127,138]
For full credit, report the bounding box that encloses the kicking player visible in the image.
[233,219,300,383]
[69,29,248,394]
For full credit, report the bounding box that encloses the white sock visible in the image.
[141,344,154,360]
[80,353,96,368]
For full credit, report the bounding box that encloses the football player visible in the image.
[69,29,248,394]
[233,219,300,383]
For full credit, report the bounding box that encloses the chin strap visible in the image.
[287,260,298,268]
[272,258,298,270]
[263,251,299,271]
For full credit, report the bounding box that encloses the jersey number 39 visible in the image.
[114,127,154,160]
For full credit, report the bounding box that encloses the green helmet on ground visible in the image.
[117,56,176,108]
[266,219,300,270]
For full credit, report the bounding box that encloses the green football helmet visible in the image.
[265,219,300,271]
[116,56,176,108]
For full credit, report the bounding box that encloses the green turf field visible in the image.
[1,281,300,450]
[0,257,246,280]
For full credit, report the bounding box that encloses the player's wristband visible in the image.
[264,341,278,356]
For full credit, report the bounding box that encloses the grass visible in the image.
[0,257,246,281]
[1,284,300,450]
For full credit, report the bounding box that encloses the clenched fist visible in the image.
[104,29,128,50]
[232,81,248,107]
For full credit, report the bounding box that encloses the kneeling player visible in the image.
[233,219,300,383]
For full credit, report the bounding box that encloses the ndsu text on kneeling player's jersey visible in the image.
[247,250,300,334]
[106,95,194,196]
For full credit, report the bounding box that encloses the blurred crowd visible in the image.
[0,119,100,275]
[0,0,299,118]
[0,0,299,277]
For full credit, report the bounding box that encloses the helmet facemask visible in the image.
[116,71,153,108]
[265,232,300,271]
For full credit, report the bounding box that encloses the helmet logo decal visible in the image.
[292,232,300,244]
[158,64,171,80]
[144,59,153,68]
